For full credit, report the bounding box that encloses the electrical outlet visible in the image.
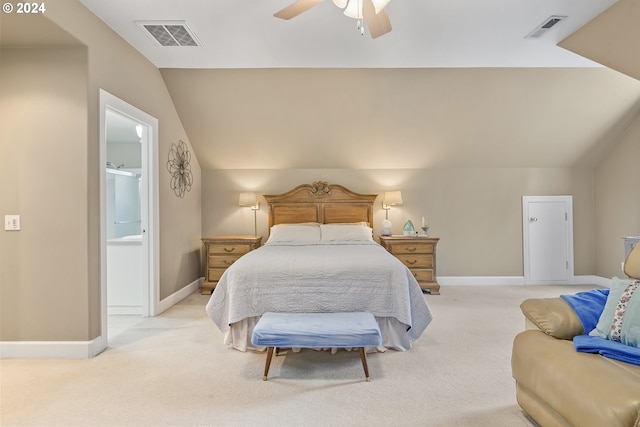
[4,215,20,231]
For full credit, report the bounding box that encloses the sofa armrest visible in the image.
[520,297,584,340]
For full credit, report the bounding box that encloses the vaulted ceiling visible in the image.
[79,0,615,69]
[3,1,640,170]
[159,67,640,169]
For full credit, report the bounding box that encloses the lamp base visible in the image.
[381,219,392,236]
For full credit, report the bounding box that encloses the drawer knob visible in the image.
[406,247,417,252]
[406,259,417,265]
[223,260,234,266]
[224,247,236,253]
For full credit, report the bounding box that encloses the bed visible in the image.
[205,181,433,352]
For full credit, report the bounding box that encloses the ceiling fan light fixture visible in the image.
[370,0,391,14]
[343,0,363,19]
[273,0,391,39]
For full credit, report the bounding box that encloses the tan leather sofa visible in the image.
[512,244,640,427]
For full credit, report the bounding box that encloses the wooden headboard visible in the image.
[263,181,378,229]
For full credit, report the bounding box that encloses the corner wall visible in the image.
[594,109,640,278]
[0,0,202,347]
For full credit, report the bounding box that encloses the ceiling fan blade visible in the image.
[274,0,325,20]
[363,0,392,39]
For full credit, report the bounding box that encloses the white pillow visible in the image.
[320,223,374,242]
[266,223,321,243]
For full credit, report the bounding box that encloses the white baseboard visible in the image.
[437,275,609,287]
[107,305,144,316]
[154,277,202,315]
[438,276,525,286]
[0,336,104,359]
[0,275,608,359]
[1,278,203,359]
[583,275,611,288]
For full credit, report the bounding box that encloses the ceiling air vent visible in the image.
[137,21,201,47]
[525,15,567,39]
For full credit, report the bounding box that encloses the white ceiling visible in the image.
[79,0,617,69]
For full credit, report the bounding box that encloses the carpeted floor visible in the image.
[1,285,598,426]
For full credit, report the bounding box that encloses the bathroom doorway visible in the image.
[99,90,159,349]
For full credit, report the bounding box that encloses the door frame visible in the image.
[522,195,574,285]
[99,89,160,347]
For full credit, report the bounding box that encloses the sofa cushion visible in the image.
[512,330,640,427]
[589,277,640,348]
[624,242,640,280]
[520,297,583,340]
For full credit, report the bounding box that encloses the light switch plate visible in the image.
[4,215,20,231]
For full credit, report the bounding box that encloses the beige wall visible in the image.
[202,167,595,277]
[595,111,640,278]
[162,67,640,171]
[1,47,90,340]
[0,0,202,342]
[560,0,640,82]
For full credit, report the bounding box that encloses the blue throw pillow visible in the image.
[589,277,640,348]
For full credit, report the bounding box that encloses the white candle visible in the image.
[422,216,425,227]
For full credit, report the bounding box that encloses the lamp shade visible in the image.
[239,192,257,207]
[383,191,403,206]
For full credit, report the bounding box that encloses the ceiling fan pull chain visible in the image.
[358,0,364,35]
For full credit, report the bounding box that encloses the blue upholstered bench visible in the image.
[251,312,382,381]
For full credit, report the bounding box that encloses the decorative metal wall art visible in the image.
[167,140,193,198]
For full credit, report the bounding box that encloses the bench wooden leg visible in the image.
[263,347,275,381]
[358,347,371,382]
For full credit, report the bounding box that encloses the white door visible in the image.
[523,196,574,284]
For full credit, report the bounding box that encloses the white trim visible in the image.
[99,90,160,351]
[0,281,202,359]
[437,275,607,287]
[0,337,105,359]
[438,276,525,286]
[1,275,610,359]
[585,275,612,288]
[156,278,203,315]
[107,306,144,316]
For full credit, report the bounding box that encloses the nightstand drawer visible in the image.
[208,255,241,268]
[379,235,440,295]
[411,269,434,282]
[208,244,252,256]
[208,268,225,282]
[202,236,263,295]
[396,254,433,268]
[390,243,434,255]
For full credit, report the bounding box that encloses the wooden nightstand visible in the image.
[379,235,440,295]
[201,235,262,295]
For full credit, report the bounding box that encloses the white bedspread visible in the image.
[205,241,432,350]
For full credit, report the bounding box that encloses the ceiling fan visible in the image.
[274,0,392,39]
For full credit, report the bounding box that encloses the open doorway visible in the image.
[99,90,159,349]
